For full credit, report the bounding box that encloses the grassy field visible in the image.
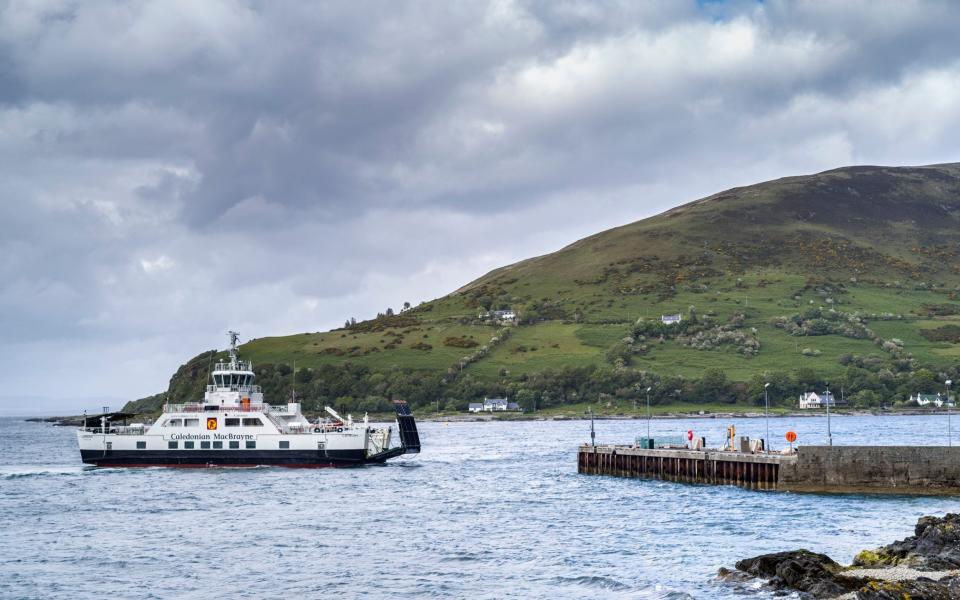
[237,274,960,384]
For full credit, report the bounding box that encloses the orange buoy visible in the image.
[785,431,797,443]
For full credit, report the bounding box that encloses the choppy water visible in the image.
[2,413,959,599]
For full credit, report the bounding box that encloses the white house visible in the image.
[483,397,509,411]
[661,314,682,325]
[910,393,954,407]
[468,402,484,413]
[799,391,837,409]
[478,310,518,322]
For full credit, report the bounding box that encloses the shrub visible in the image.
[444,336,479,348]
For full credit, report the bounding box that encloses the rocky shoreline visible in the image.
[721,514,960,598]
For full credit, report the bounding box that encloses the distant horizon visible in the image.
[0,396,130,417]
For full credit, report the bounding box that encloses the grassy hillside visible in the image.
[130,164,960,414]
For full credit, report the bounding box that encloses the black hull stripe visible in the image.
[80,449,379,468]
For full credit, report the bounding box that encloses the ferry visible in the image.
[76,332,420,467]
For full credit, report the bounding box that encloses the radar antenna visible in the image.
[227,330,240,368]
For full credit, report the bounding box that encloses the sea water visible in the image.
[1,414,958,599]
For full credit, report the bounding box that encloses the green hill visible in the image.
[127,163,960,415]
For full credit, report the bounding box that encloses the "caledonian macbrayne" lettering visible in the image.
[169,433,255,441]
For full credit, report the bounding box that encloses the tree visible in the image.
[403,301,411,311]
[795,367,819,390]
[912,368,936,392]
[386,307,394,316]
[605,342,633,366]
[696,368,731,403]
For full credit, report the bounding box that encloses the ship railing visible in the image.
[212,361,253,372]
[204,384,262,393]
[80,425,148,435]
[163,402,278,414]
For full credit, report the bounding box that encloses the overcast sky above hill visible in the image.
[3,0,960,411]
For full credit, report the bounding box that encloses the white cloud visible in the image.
[140,255,174,273]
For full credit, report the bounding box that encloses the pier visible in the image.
[578,444,960,495]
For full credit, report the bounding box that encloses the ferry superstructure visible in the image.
[76,332,420,467]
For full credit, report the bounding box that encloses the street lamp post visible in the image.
[825,383,833,447]
[646,386,652,446]
[764,382,771,453]
[587,407,595,447]
[947,380,953,447]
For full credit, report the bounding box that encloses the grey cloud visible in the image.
[3,0,960,404]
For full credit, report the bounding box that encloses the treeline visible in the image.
[236,358,960,415]
[127,351,959,417]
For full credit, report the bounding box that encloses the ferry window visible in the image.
[168,441,178,449]
[136,441,146,449]
[184,441,195,449]
[242,418,263,427]
[229,441,240,449]
[165,418,182,427]
[246,441,256,449]
[200,441,210,449]
[213,441,223,449]
[184,419,200,428]
[224,418,240,427]
[279,441,290,449]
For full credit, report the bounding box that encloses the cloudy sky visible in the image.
[3,0,960,412]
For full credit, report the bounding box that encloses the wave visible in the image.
[0,466,86,479]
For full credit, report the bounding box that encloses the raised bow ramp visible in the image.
[394,400,421,454]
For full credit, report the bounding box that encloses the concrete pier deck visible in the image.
[578,444,960,495]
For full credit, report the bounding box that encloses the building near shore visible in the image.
[466,398,523,413]
[798,391,843,409]
[909,393,955,407]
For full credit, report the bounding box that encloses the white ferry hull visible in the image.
[78,447,395,468]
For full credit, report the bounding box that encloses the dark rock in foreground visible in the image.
[855,576,960,599]
[854,513,960,570]
[733,550,864,598]
[726,515,960,598]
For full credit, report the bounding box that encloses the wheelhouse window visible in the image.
[200,441,210,449]
[184,419,200,428]
[229,441,240,449]
[279,441,290,449]
[168,441,178,449]
[242,418,263,427]
[224,418,241,427]
[136,441,146,449]
[165,418,183,427]
[213,441,223,449]
[184,441,195,449]
[246,441,256,449]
